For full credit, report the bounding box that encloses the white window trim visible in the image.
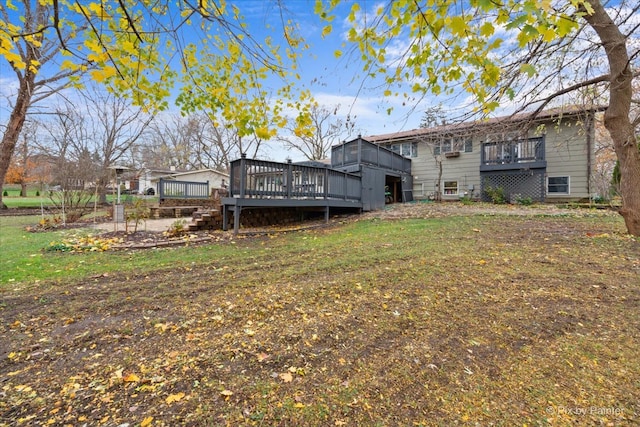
[389,142,418,158]
[547,176,570,195]
[433,138,472,155]
[443,180,459,196]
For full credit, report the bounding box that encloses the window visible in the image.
[548,176,569,194]
[433,138,471,155]
[443,181,458,195]
[442,139,452,153]
[390,142,418,158]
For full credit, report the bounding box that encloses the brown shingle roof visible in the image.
[366,106,606,143]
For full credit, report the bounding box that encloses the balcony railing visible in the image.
[480,137,546,171]
[331,138,412,173]
[228,155,362,202]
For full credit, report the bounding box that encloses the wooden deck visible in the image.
[222,156,363,233]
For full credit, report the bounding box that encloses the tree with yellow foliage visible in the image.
[315,0,639,234]
[0,0,313,208]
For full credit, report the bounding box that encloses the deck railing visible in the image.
[481,137,545,166]
[229,155,361,201]
[158,177,210,199]
[331,138,412,173]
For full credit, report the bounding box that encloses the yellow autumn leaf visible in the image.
[140,416,153,427]
[165,392,185,404]
[123,373,140,382]
[154,323,168,332]
[255,127,272,140]
[279,372,293,383]
[321,24,332,38]
[89,66,117,83]
[88,2,103,15]
[3,51,25,69]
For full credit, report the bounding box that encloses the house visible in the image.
[367,107,602,203]
[160,168,230,189]
[147,168,229,196]
[136,168,184,195]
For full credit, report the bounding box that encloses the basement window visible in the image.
[547,176,569,194]
[443,181,458,195]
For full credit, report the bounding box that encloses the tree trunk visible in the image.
[0,76,33,209]
[435,158,443,202]
[584,0,640,235]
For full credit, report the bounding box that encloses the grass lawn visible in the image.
[0,207,638,425]
[2,185,152,209]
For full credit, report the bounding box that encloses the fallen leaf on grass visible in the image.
[141,416,153,427]
[279,372,293,383]
[166,392,185,404]
[154,323,169,332]
[123,373,140,382]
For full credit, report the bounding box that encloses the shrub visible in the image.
[515,195,533,206]
[125,198,150,233]
[164,219,188,237]
[48,189,93,222]
[3,190,7,197]
[592,195,607,204]
[484,186,506,204]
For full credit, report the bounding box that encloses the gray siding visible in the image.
[407,117,593,202]
[411,142,482,200]
[544,121,591,200]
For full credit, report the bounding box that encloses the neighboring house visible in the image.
[158,168,230,189]
[148,168,230,197]
[367,107,603,203]
[136,168,184,195]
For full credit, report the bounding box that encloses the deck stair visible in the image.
[188,208,223,231]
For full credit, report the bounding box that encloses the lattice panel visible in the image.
[481,170,545,202]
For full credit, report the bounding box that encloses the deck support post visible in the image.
[222,205,229,231]
[233,206,241,235]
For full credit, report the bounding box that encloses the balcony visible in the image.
[480,137,546,172]
[331,138,412,174]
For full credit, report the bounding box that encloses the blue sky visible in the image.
[0,0,431,162]
[228,0,437,159]
[237,1,433,137]
[2,1,637,163]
